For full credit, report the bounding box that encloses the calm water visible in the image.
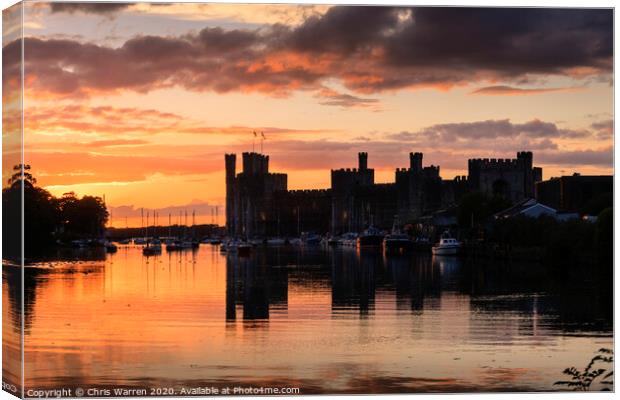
[3,245,613,394]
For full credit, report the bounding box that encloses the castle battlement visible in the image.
[468,158,521,169]
[287,189,332,196]
[331,168,361,173]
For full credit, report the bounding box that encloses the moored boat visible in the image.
[143,241,162,256]
[357,226,384,247]
[431,233,461,256]
[266,237,286,246]
[341,232,358,247]
[237,242,252,256]
[383,232,412,253]
[301,232,321,245]
[105,241,118,253]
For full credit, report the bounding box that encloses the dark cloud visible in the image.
[590,119,614,139]
[537,147,613,166]
[470,85,574,95]
[4,6,612,98]
[315,88,380,108]
[385,8,612,75]
[49,3,132,15]
[389,119,589,143]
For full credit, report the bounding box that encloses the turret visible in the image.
[410,152,423,172]
[358,152,368,171]
[225,153,236,180]
[225,153,237,236]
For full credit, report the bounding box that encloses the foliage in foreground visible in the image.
[554,348,613,391]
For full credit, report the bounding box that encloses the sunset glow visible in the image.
[3,3,613,227]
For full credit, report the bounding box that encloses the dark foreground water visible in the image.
[3,245,613,394]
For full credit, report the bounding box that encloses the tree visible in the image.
[457,192,512,227]
[3,164,60,255]
[2,165,110,256]
[58,192,108,238]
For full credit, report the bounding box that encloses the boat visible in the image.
[341,232,358,247]
[237,242,252,256]
[357,226,384,247]
[288,237,302,246]
[143,241,162,256]
[266,237,286,246]
[301,232,321,245]
[383,231,412,253]
[249,238,265,246]
[70,239,89,248]
[201,237,222,245]
[104,241,118,253]
[180,240,196,249]
[142,213,162,256]
[327,236,341,246]
[432,233,461,256]
[166,240,183,251]
[133,237,147,245]
[221,239,239,253]
[117,238,131,245]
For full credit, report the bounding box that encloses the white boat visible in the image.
[432,235,461,256]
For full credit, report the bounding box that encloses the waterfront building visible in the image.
[535,174,613,212]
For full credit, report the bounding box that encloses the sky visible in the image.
[2,2,613,227]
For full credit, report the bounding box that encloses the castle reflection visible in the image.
[3,245,612,392]
[221,246,611,331]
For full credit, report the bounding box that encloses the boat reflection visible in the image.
[2,245,612,393]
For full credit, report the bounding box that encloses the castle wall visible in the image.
[226,150,543,237]
[468,152,540,202]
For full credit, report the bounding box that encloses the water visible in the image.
[3,245,613,394]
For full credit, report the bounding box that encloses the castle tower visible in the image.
[225,153,236,236]
[517,151,534,197]
[358,152,368,171]
[410,152,423,172]
[242,152,269,175]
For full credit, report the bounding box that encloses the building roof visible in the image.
[494,198,557,219]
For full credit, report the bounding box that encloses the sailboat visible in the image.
[143,211,162,256]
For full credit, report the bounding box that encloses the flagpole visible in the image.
[261,131,265,153]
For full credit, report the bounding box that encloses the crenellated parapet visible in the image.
[468,157,522,170]
[287,188,332,196]
[242,152,269,175]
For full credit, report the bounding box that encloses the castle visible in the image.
[225,151,542,237]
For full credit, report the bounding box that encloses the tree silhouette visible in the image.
[2,165,109,257]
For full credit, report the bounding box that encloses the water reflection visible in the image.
[3,245,613,393]
[226,253,288,322]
